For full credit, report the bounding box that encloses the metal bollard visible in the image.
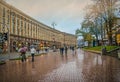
[102,47,106,55]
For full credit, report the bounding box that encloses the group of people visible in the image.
[60,46,75,55]
[18,45,76,62]
[60,46,68,55]
[18,45,36,62]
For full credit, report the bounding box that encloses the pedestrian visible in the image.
[59,47,62,55]
[45,47,47,53]
[30,47,36,62]
[61,47,64,55]
[71,46,75,55]
[65,46,68,55]
[18,45,27,62]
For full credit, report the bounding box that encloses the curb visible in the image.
[83,49,101,54]
[9,52,47,60]
[83,49,120,60]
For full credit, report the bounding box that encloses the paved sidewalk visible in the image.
[0,51,32,61]
[0,50,53,61]
[0,49,120,82]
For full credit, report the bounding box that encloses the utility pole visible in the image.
[51,22,57,51]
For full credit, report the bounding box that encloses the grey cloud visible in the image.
[6,0,92,34]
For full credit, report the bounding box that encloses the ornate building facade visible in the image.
[0,0,77,52]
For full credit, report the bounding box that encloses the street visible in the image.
[0,49,120,82]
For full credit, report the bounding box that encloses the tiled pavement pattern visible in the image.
[0,51,48,61]
[0,49,120,82]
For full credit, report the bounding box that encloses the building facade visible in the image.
[0,0,77,52]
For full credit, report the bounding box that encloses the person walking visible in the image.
[65,46,68,55]
[18,45,27,62]
[71,46,75,55]
[30,47,36,62]
[61,47,64,55]
[59,47,63,55]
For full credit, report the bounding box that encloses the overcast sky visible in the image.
[5,0,92,34]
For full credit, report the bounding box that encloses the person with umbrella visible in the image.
[18,45,27,62]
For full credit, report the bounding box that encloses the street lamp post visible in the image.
[52,34,56,52]
[51,22,57,29]
[51,22,57,51]
[64,33,65,46]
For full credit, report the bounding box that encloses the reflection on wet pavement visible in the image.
[0,49,120,82]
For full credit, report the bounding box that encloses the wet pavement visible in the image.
[0,49,120,82]
[0,51,48,61]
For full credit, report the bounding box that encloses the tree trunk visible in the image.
[108,34,113,45]
[95,34,99,46]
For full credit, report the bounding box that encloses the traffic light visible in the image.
[3,33,8,41]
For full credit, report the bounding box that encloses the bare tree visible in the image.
[87,0,119,45]
[98,0,119,45]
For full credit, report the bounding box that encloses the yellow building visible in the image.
[0,0,77,52]
[112,17,120,45]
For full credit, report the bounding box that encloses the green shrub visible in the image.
[10,57,21,60]
[83,46,119,51]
